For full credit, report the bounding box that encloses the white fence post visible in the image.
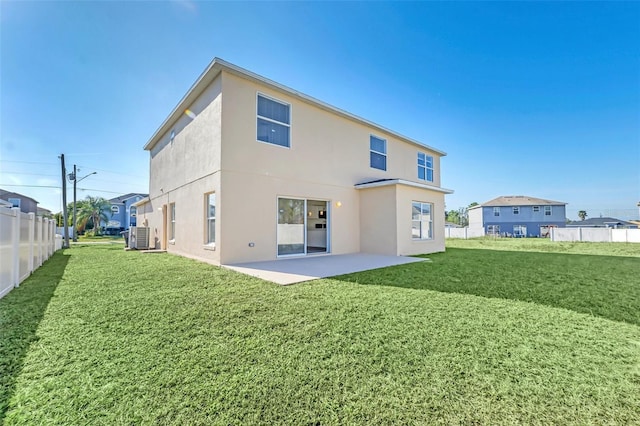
[37,216,43,267]
[28,212,35,275]
[11,207,20,287]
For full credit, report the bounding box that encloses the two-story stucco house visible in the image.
[468,195,567,237]
[102,193,148,235]
[134,58,453,265]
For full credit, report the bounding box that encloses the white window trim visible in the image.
[533,206,540,212]
[493,207,500,217]
[417,152,434,182]
[513,206,520,215]
[370,134,387,171]
[412,201,433,240]
[169,203,176,243]
[256,92,291,149]
[204,192,216,249]
[544,206,552,216]
[111,205,120,214]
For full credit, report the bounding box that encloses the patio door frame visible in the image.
[276,196,330,258]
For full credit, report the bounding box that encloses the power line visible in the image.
[0,184,60,189]
[0,183,146,195]
[77,165,147,179]
[0,160,58,166]
[77,187,145,195]
[0,161,147,179]
[0,171,60,177]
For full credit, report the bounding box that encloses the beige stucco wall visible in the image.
[216,70,446,262]
[146,74,223,264]
[358,185,398,256]
[358,184,445,256]
[219,71,442,189]
[395,185,446,255]
[143,69,449,265]
[218,170,360,264]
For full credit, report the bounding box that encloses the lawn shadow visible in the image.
[0,251,70,421]
[333,248,640,326]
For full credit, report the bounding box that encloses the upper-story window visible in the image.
[111,205,120,214]
[8,198,20,208]
[533,206,540,213]
[370,135,387,170]
[257,94,290,148]
[417,152,434,182]
[513,206,520,215]
[493,207,500,217]
[544,206,552,216]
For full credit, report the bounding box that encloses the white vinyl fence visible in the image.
[1,207,60,299]
[551,227,640,243]
[445,227,486,239]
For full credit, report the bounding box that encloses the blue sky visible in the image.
[1,1,639,220]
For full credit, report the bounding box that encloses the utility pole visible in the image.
[71,165,77,242]
[60,154,69,248]
[69,167,97,241]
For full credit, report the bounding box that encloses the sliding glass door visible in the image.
[277,198,305,256]
[277,198,329,257]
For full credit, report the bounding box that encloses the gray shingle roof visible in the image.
[566,217,637,228]
[476,195,566,208]
[108,193,148,204]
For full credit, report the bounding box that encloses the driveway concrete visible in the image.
[223,253,425,285]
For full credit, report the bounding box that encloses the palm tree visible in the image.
[578,210,588,221]
[77,196,111,236]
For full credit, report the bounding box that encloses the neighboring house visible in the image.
[567,217,638,229]
[445,221,462,228]
[134,58,453,265]
[37,206,53,218]
[101,193,148,234]
[468,195,567,237]
[0,189,38,214]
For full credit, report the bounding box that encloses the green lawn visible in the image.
[1,242,639,424]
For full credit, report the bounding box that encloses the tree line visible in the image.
[54,196,112,236]
[445,202,478,227]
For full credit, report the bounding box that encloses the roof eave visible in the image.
[132,197,150,207]
[143,59,225,151]
[143,58,447,156]
[355,179,454,194]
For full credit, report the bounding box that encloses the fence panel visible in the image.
[582,228,611,242]
[18,212,31,282]
[467,228,486,238]
[552,227,639,243]
[445,227,486,239]
[0,208,60,299]
[612,229,627,243]
[0,209,15,298]
[628,229,640,243]
[612,229,640,243]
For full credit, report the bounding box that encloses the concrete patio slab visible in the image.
[223,253,425,285]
